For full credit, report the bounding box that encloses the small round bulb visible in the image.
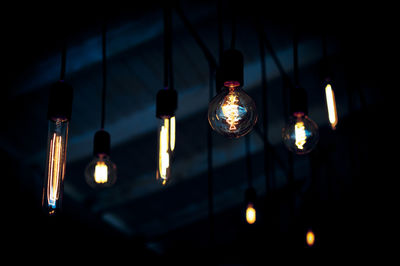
[85,154,117,189]
[282,113,319,155]
[208,82,257,138]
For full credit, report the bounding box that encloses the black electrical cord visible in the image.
[293,26,299,87]
[230,1,236,49]
[245,135,253,188]
[258,26,274,196]
[101,21,107,130]
[163,5,173,90]
[60,41,67,81]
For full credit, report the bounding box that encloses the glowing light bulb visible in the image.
[208,82,257,138]
[282,113,319,155]
[85,154,117,188]
[157,117,175,185]
[85,130,117,189]
[306,230,315,247]
[246,203,256,224]
[43,118,68,214]
[325,83,338,130]
[42,81,73,215]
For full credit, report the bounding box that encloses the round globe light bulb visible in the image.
[282,113,319,155]
[208,82,257,138]
[85,154,117,189]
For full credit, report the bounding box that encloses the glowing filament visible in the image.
[94,161,108,184]
[306,230,315,246]
[325,84,338,130]
[170,116,175,152]
[158,118,170,182]
[221,89,240,130]
[246,204,256,224]
[295,121,306,150]
[47,133,62,208]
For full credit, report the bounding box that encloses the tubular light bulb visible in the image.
[157,117,175,185]
[282,113,319,155]
[325,83,338,130]
[43,118,68,215]
[208,82,257,138]
[306,230,315,247]
[246,203,256,224]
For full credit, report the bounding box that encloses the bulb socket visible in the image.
[93,130,111,156]
[47,80,74,121]
[245,187,256,204]
[290,87,308,116]
[220,49,244,88]
[156,88,177,118]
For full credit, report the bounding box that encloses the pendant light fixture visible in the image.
[156,5,177,186]
[42,42,73,215]
[282,28,319,155]
[85,21,117,189]
[244,135,256,225]
[322,34,338,130]
[208,5,257,138]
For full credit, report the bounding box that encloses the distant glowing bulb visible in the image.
[325,83,338,130]
[85,155,117,189]
[208,82,257,138]
[306,230,315,246]
[246,203,256,224]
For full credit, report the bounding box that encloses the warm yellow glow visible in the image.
[221,88,240,131]
[94,161,108,184]
[170,116,176,152]
[158,118,170,183]
[295,121,306,150]
[47,133,62,208]
[325,84,338,130]
[306,230,315,246]
[246,204,256,224]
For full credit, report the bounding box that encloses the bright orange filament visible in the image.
[221,87,240,131]
[47,133,62,208]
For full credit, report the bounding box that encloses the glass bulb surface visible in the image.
[42,118,69,215]
[85,154,117,189]
[282,113,319,155]
[156,117,175,186]
[208,85,257,138]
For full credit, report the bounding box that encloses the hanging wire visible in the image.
[163,5,173,90]
[245,135,253,188]
[60,41,67,81]
[257,24,274,195]
[293,25,299,87]
[230,0,237,49]
[100,20,107,130]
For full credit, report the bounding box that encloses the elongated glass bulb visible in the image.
[157,117,175,185]
[42,118,68,215]
[245,203,256,224]
[325,83,338,130]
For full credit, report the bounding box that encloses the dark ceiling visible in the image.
[1,1,391,263]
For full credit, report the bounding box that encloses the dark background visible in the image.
[1,1,392,263]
